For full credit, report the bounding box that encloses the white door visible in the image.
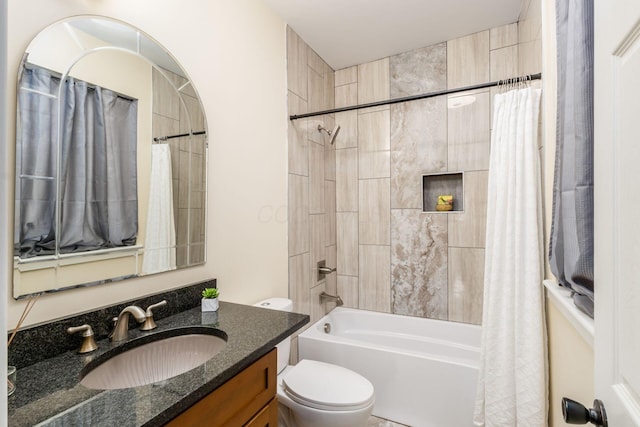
[594,0,640,425]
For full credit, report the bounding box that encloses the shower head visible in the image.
[317,124,341,145]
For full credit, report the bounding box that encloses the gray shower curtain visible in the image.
[549,0,594,317]
[16,66,138,256]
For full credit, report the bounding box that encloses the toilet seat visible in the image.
[282,360,375,411]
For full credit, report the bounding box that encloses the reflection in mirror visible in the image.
[13,16,207,298]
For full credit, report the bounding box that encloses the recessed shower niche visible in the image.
[422,172,464,213]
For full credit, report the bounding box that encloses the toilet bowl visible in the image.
[254,298,374,427]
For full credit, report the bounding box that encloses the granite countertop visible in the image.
[7,301,309,426]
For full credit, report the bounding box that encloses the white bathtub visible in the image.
[297,307,481,427]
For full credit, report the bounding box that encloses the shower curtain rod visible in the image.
[153,130,206,142]
[289,72,542,120]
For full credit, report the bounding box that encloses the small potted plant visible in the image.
[201,288,220,312]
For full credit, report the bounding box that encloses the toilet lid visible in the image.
[282,359,375,411]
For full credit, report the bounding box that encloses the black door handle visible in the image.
[562,398,608,427]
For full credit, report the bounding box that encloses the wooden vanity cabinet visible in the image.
[167,348,278,427]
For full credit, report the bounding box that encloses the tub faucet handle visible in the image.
[67,324,98,354]
[317,260,337,281]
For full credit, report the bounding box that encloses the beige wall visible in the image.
[546,299,594,426]
[4,0,288,328]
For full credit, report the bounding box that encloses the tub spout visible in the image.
[319,291,343,306]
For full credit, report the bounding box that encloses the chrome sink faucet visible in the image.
[111,305,146,342]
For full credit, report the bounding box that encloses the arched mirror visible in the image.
[13,16,208,298]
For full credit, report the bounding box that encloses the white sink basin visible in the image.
[80,329,227,390]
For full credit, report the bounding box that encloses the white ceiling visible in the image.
[264,0,525,70]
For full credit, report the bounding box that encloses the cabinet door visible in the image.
[167,348,277,427]
[244,398,279,427]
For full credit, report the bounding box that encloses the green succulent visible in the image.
[202,288,220,299]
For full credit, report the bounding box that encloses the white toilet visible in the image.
[254,298,375,427]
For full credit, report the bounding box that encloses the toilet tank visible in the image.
[253,298,293,374]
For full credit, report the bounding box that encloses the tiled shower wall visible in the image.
[333,16,542,324]
[286,26,337,348]
[287,2,542,327]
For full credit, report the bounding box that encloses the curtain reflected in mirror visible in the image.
[16,65,139,258]
[141,144,175,275]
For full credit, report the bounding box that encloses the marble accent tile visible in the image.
[518,39,542,75]
[390,42,447,98]
[307,47,324,74]
[337,212,359,276]
[359,178,391,245]
[391,210,448,320]
[447,31,490,89]
[448,170,489,248]
[288,174,309,256]
[287,26,307,100]
[337,275,359,308]
[358,58,390,104]
[308,68,325,114]
[448,247,485,324]
[490,23,519,49]
[309,141,325,214]
[358,110,391,179]
[447,90,491,171]
[335,110,358,149]
[310,281,328,324]
[325,181,336,245]
[324,63,335,111]
[290,252,311,315]
[359,245,391,313]
[325,244,338,295]
[335,66,358,86]
[310,214,326,284]
[336,148,358,212]
[288,91,309,176]
[391,97,447,209]
[335,83,357,108]
[490,45,518,82]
